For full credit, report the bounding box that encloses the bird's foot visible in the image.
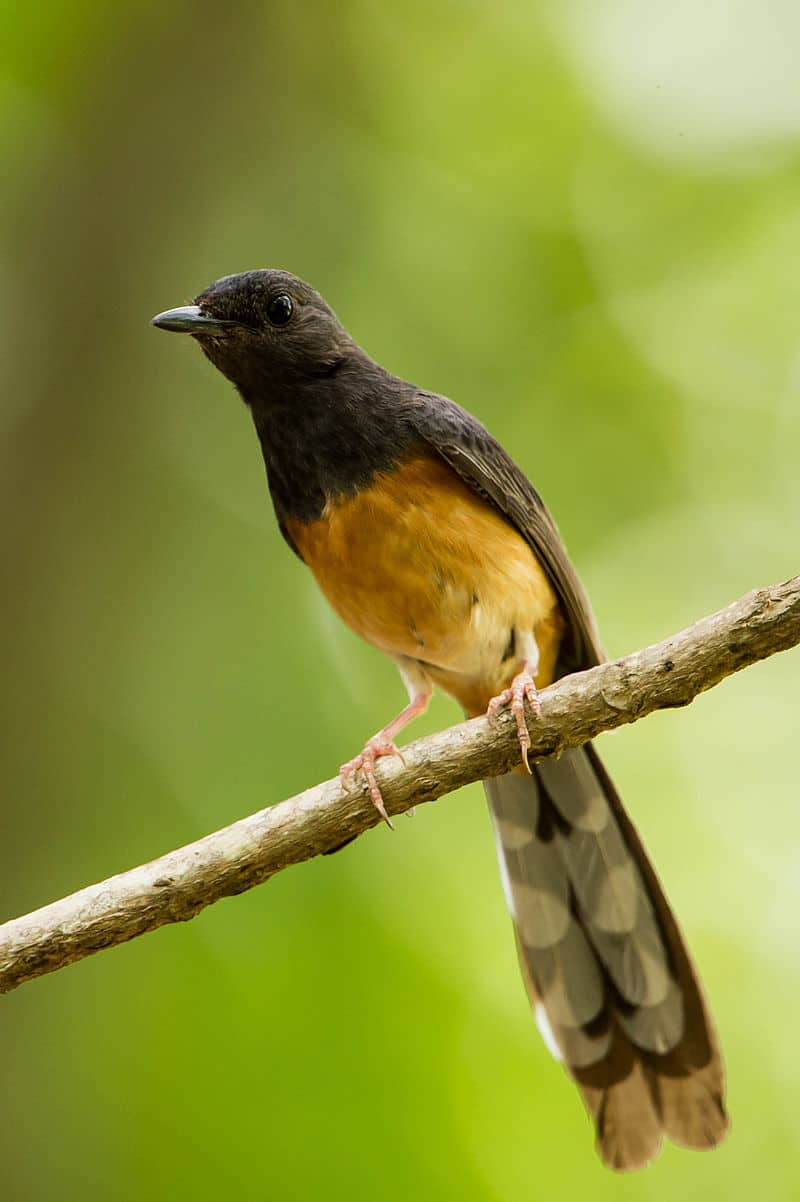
[487,669,540,772]
[340,738,406,829]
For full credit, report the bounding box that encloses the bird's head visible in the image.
[151,269,356,401]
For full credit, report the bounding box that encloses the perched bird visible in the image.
[152,269,728,1170]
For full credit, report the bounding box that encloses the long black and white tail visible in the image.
[485,745,728,1171]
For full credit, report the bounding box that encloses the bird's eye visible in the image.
[266,293,294,327]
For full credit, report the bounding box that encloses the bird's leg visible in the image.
[487,630,541,772]
[340,660,432,828]
[339,695,430,826]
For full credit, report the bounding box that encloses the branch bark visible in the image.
[2,576,799,995]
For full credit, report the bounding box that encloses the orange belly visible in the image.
[284,453,565,714]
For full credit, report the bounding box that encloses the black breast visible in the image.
[250,364,423,523]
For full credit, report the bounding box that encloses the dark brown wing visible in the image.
[408,391,604,674]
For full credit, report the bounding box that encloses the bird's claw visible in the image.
[488,670,541,772]
[340,738,404,828]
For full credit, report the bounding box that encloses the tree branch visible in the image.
[2,576,799,995]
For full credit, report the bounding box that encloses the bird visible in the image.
[151,268,728,1171]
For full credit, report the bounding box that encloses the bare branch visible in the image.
[2,576,799,995]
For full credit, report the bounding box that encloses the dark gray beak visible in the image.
[150,305,236,335]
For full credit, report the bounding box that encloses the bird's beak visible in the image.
[150,305,236,335]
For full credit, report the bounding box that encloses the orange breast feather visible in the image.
[284,453,564,710]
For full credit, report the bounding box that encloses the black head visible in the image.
[151,269,358,402]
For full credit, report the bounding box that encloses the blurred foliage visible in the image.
[2,2,800,1198]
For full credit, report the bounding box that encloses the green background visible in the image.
[3,3,799,1198]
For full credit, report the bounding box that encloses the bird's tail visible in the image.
[484,745,728,1171]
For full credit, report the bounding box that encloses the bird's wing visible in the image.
[408,391,605,674]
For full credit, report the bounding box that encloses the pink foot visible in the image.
[340,738,405,829]
[487,668,540,772]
